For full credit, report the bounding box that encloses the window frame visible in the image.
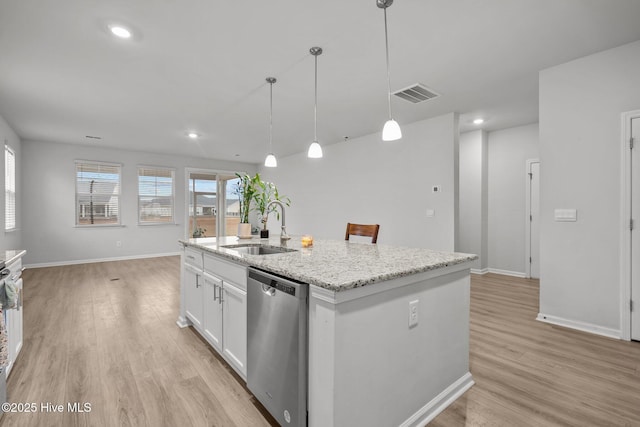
[75,160,122,227]
[137,165,176,226]
[5,144,16,231]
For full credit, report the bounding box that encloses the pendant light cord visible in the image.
[269,81,274,151]
[314,53,318,142]
[384,6,393,120]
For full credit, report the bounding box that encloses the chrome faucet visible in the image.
[265,201,291,242]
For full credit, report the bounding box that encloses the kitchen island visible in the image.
[178,236,476,427]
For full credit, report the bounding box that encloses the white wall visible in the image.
[260,113,459,251]
[0,114,22,253]
[458,130,488,270]
[22,140,256,266]
[487,124,539,275]
[539,39,640,335]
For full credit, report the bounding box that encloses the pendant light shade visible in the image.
[264,77,278,168]
[308,46,323,159]
[382,119,402,141]
[264,153,277,167]
[377,0,402,141]
[307,141,323,158]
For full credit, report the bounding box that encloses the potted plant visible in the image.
[254,176,290,239]
[192,226,206,238]
[233,172,260,238]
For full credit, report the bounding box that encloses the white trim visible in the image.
[525,159,540,279]
[176,316,190,328]
[399,372,474,427]
[309,263,473,305]
[23,252,180,269]
[471,268,489,275]
[487,268,526,278]
[536,313,621,340]
[620,110,640,341]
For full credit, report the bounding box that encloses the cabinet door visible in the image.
[203,273,223,352]
[222,282,247,377]
[184,265,203,330]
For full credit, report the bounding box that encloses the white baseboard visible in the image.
[536,313,621,340]
[24,252,180,269]
[487,268,526,278]
[176,316,190,328]
[471,268,489,275]
[400,372,474,427]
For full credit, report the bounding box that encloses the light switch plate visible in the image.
[426,209,435,218]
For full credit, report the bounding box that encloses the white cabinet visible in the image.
[184,248,204,331]
[179,248,248,379]
[221,281,247,376]
[202,273,223,352]
[4,256,24,377]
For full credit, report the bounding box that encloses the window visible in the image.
[75,161,121,226]
[138,166,175,224]
[5,145,16,230]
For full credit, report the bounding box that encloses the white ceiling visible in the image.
[1,0,640,164]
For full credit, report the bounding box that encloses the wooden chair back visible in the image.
[345,223,380,244]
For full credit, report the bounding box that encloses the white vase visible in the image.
[237,223,252,238]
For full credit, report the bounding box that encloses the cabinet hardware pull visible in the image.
[196,274,201,288]
[213,283,218,301]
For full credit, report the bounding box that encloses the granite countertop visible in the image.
[180,236,477,292]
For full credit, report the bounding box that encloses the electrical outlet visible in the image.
[409,300,419,328]
[116,241,122,248]
[432,185,441,193]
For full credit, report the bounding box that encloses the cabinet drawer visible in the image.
[204,254,247,291]
[184,248,203,269]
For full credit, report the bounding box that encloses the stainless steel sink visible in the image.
[221,244,297,255]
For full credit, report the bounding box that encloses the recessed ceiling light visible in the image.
[187,132,199,139]
[109,25,132,39]
[473,118,485,125]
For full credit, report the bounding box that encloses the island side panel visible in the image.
[308,268,473,427]
[308,298,338,426]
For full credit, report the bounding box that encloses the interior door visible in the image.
[632,117,640,341]
[530,162,540,279]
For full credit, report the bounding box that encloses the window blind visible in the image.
[5,145,16,230]
[138,166,175,224]
[75,161,121,226]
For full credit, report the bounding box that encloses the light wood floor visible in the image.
[1,259,639,426]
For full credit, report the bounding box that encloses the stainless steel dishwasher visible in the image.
[247,267,308,427]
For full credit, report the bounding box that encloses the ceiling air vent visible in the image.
[393,83,439,103]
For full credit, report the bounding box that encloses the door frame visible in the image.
[525,159,540,279]
[620,109,640,341]
[184,167,246,239]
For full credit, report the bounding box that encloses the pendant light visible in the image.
[377,0,402,141]
[308,46,323,158]
[264,77,278,167]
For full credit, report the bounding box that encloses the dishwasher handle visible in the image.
[261,284,276,296]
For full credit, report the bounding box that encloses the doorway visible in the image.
[186,170,241,239]
[526,159,540,279]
